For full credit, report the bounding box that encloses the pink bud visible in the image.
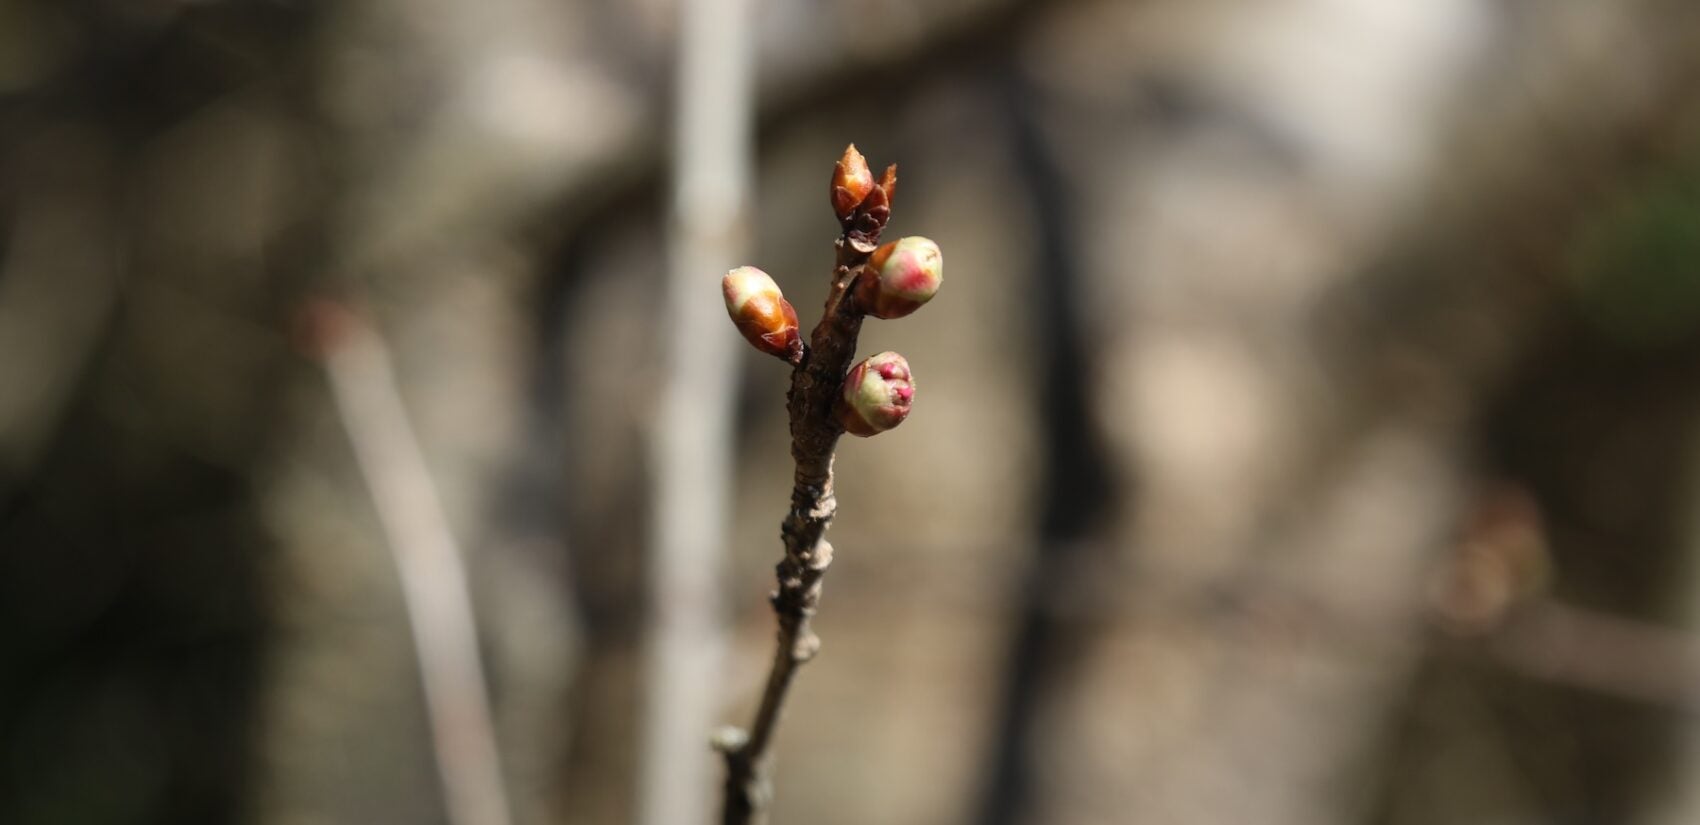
[837,351,914,437]
[723,266,803,363]
[856,236,942,319]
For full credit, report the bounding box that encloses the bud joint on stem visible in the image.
[718,143,946,825]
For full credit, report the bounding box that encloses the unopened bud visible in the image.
[723,266,803,363]
[831,144,876,224]
[837,351,914,436]
[855,236,942,319]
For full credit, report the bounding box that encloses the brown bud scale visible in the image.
[723,266,804,363]
[829,144,897,251]
[831,144,876,224]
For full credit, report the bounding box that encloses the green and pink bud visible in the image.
[722,266,803,363]
[855,236,942,319]
[837,351,914,437]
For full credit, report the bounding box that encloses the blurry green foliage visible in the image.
[1568,149,1700,348]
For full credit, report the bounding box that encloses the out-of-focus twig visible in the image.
[305,300,514,825]
[1487,601,1700,712]
[1425,483,1700,711]
[641,0,754,822]
[973,60,1115,825]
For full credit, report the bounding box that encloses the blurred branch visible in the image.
[973,60,1115,825]
[1484,601,1700,713]
[1424,482,1700,710]
[308,300,514,825]
[641,0,753,822]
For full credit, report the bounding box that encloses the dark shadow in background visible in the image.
[1479,330,1700,822]
[1367,322,1700,825]
[0,3,316,823]
[0,395,274,825]
[971,63,1117,825]
[1368,154,1700,824]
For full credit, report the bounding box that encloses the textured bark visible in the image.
[719,193,888,825]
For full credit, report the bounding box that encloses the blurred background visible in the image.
[6,1,1700,824]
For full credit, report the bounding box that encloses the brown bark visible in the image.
[718,190,889,825]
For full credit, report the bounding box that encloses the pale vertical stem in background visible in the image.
[642,0,754,822]
[322,318,514,825]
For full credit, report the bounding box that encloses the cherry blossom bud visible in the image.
[723,266,803,363]
[830,144,875,224]
[837,351,914,436]
[855,236,942,319]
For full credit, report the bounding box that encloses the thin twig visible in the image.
[717,220,883,825]
[314,304,514,825]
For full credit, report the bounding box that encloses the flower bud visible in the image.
[837,351,914,436]
[723,266,803,363]
[855,236,942,319]
[831,144,875,224]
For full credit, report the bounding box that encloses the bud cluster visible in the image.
[720,143,946,438]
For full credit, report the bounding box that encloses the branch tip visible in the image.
[719,143,923,825]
